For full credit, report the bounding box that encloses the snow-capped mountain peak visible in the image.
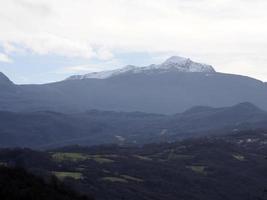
[66,56,216,80]
[162,56,190,66]
[160,56,215,72]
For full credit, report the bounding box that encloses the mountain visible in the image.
[1,130,267,200]
[169,102,267,137]
[0,72,13,85]
[0,103,266,149]
[0,72,15,91]
[67,56,216,80]
[0,56,267,113]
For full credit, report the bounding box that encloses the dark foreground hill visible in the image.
[0,102,267,148]
[1,130,267,200]
[0,166,94,200]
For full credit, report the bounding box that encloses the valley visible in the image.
[1,130,267,200]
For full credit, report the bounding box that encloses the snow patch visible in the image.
[66,56,216,80]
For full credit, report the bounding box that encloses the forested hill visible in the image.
[0,166,94,200]
[0,130,267,200]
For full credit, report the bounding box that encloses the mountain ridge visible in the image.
[0,56,267,114]
[66,56,216,80]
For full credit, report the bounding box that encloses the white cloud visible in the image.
[0,0,267,79]
[0,53,12,63]
[57,59,122,74]
[96,47,114,61]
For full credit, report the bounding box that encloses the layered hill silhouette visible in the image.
[0,102,266,148]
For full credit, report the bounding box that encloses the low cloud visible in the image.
[0,53,12,63]
[0,0,267,80]
[58,59,122,74]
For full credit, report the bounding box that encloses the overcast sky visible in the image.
[0,0,267,83]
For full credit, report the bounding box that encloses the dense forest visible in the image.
[0,130,267,200]
[0,166,94,200]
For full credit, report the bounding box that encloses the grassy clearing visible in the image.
[100,154,120,158]
[87,154,119,159]
[52,153,88,162]
[51,152,115,164]
[53,171,83,180]
[101,177,128,183]
[75,167,85,172]
[168,154,194,160]
[0,162,7,167]
[92,157,114,164]
[187,166,207,175]
[121,175,144,182]
[232,154,245,161]
[102,169,111,173]
[133,155,152,161]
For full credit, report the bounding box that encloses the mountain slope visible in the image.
[0,72,16,92]
[0,56,267,113]
[62,71,267,113]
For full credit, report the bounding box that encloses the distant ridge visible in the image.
[0,102,266,148]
